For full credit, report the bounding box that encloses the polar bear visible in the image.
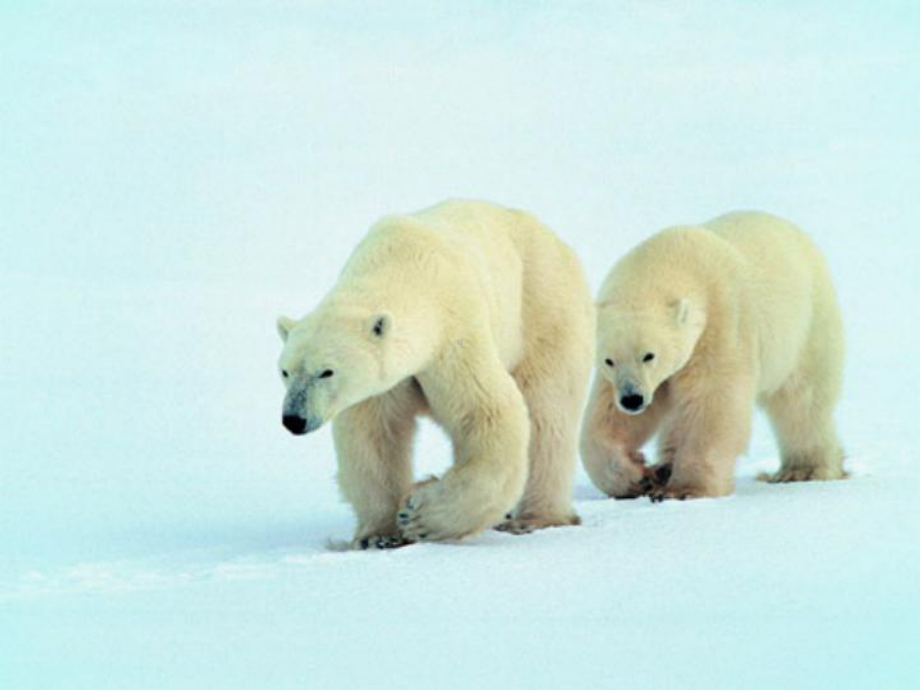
[581,211,845,501]
[277,200,594,546]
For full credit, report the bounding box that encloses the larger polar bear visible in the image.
[277,200,594,547]
[581,211,845,501]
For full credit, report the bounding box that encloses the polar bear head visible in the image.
[276,306,406,435]
[596,298,706,415]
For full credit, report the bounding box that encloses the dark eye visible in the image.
[319,369,334,379]
[604,358,615,367]
[281,369,289,378]
[643,352,655,363]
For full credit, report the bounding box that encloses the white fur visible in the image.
[278,200,594,545]
[582,211,845,500]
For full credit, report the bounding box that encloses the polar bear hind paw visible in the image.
[494,513,581,535]
[758,465,847,483]
[648,485,710,502]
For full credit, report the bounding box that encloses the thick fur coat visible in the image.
[278,200,594,545]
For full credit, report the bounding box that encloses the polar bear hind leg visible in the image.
[761,316,845,483]
[762,372,845,482]
[497,350,588,533]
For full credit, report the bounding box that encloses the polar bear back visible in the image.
[702,211,841,395]
[339,199,590,373]
[411,201,525,367]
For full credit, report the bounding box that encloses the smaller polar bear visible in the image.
[581,211,845,501]
[277,200,594,546]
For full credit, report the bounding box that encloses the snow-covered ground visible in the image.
[2,2,919,688]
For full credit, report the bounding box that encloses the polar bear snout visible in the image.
[617,386,648,415]
[282,413,307,435]
[281,379,331,436]
[619,393,645,413]
[282,413,322,436]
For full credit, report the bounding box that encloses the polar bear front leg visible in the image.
[580,377,672,498]
[398,353,530,542]
[650,379,753,500]
[333,380,425,549]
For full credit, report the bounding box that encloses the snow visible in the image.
[2,2,919,688]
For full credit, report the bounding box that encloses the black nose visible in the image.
[620,394,645,412]
[282,414,308,435]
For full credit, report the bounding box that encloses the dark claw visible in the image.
[360,535,412,550]
[654,463,673,484]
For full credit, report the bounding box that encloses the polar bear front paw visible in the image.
[355,534,413,550]
[607,459,669,499]
[397,476,500,542]
[634,462,673,496]
[591,448,662,499]
[396,490,438,542]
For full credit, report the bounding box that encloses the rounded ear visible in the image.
[673,299,705,329]
[368,312,392,339]
[674,299,691,326]
[277,315,296,342]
